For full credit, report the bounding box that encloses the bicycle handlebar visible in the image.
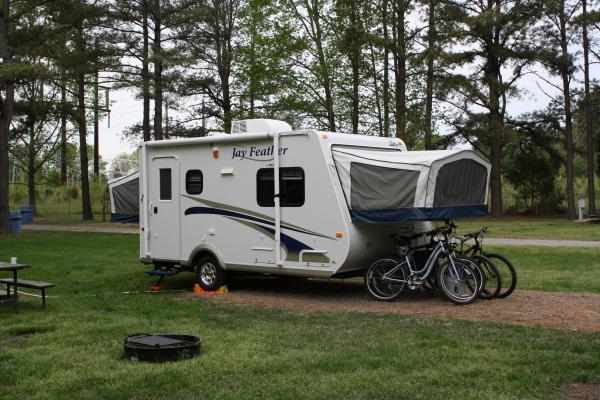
[462,226,488,240]
[424,222,456,238]
[395,222,457,245]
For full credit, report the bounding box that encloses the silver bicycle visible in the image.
[364,224,481,305]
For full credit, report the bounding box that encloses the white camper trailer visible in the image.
[139,119,491,290]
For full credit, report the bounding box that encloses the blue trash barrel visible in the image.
[20,205,34,224]
[8,211,21,234]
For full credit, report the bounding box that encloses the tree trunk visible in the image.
[0,0,13,234]
[559,3,576,220]
[219,39,233,133]
[369,43,383,137]
[60,84,68,184]
[486,0,503,217]
[394,0,407,144]
[424,0,436,150]
[93,65,99,176]
[308,0,335,131]
[248,19,256,119]
[382,0,390,137]
[582,0,596,215]
[349,4,360,135]
[75,12,93,221]
[142,0,150,142]
[77,71,93,220]
[489,95,503,217]
[27,124,36,210]
[153,0,163,140]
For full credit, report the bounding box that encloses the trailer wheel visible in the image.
[195,255,226,291]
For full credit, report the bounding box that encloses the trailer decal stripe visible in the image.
[184,206,333,240]
[182,195,335,240]
[184,206,313,261]
[228,218,307,262]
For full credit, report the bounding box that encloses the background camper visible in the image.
[108,171,139,223]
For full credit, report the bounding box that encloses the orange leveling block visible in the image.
[193,284,228,295]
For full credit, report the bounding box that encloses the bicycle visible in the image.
[364,224,481,305]
[455,227,517,298]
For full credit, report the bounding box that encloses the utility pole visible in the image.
[92,77,110,178]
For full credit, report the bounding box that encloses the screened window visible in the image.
[257,168,305,207]
[186,170,203,194]
[159,168,172,200]
[433,159,487,206]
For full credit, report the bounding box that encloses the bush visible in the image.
[46,169,61,187]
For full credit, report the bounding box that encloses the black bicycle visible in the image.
[455,227,517,298]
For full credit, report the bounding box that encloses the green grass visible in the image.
[1,233,599,399]
[488,245,600,293]
[456,217,600,241]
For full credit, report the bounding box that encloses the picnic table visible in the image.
[0,261,31,312]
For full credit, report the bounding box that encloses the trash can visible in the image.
[9,211,21,234]
[20,205,34,224]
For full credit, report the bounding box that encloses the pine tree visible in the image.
[0,0,48,233]
[538,0,579,219]
[445,0,542,217]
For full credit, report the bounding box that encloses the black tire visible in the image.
[364,257,408,301]
[471,255,502,299]
[484,253,517,298]
[436,258,480,305]
[195,255,227,291]
[455,256,485,297]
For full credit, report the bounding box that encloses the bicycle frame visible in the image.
[383,239,450,283]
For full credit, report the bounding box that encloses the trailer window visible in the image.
[257,168,305,207]
[159,168,172,200]
[186,170,203,194]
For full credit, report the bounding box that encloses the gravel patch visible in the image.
[195,277,600,332]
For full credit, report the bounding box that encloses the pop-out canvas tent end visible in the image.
[108,171,139,223]
[332,148,491,223]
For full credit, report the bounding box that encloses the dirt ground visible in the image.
[196,277,600,333]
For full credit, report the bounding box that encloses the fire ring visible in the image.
[123,333,202,362]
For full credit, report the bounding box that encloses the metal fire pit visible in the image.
[123,333,202,362]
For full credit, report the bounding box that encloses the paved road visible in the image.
[22,224,600,248]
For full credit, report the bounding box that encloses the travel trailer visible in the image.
[138,119,491,290]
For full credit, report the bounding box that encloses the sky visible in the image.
[98,88,142,162]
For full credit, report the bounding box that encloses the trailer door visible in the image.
[149,156,181,260]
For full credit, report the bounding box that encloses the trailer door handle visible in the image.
[154,206,158,214]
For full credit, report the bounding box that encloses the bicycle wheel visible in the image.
[484,253,517,298]
[364,257,408,301]
[471,254,501,299]
[455,256,485,296]
[436,258,480,305]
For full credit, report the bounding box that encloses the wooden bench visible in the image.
[0,279,55,307]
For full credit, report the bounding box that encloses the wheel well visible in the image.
[191,250,221,271]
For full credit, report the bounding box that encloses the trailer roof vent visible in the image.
[231,119,292,134]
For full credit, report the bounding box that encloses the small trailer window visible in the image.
[257,168,305,207]
[186,170,203,194]
[159,168,172,200]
